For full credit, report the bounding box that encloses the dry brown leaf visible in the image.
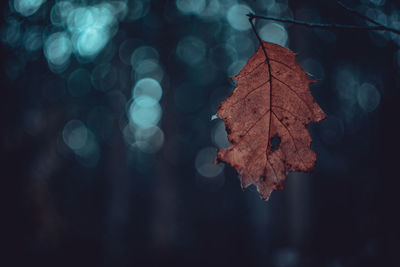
[216,41,326,200]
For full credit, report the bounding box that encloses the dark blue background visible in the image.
[1,0,399,266]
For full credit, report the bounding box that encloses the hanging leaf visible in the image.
[216,41,326,200]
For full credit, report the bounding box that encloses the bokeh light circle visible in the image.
[176,0,206,15]
[44,32,72,67]
[135,126,165,153]
[130,46,159,69]
[176,35,206,66]
[76,28,109,57]
[195,147,224,178]
[259,23,288,47]
[129,96,162,128]
[62,120,88,150]
[133,78,163,101]
[211,121,230,149]
[227,4,253,31]
[91,63,117,92]
[357,83,381,112]
[14,0,45,17]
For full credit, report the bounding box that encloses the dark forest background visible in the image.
[1,0,400,266]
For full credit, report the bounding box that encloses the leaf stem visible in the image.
[248,17,269,60]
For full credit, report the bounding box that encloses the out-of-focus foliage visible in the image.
[1,0,400,266]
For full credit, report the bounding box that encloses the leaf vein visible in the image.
[271,74,313,114]
[232,79,270,105]
[272,105,305,121]
[235,109,271,146]
[239,61,266,78]
[270,58,296,72]
[271,111,307,168]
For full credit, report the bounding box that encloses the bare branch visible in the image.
[336,0,384,27]
[247,12,400,35]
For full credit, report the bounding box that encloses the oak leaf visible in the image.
[217,41,326,200]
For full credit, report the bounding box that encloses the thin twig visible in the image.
[336,0,384,27]
[247,13,400,35]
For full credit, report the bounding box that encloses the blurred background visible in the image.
[1,0,399,266]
